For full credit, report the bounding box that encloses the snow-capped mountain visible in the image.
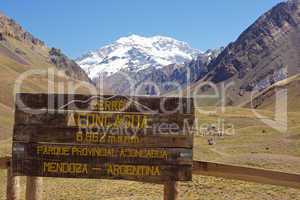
[76,34,221,95]
[76,34,201,79]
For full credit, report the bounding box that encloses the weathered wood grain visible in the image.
[192,161,300,189]
[12,93,195,182]
[26,177,43,200]
[0,156,10,169]
[6,165,20,200]
[164,181,178,200]
[15,93,194,114]
[14,109,195,131]
[13,125,193,148]
[13,142,193,165]
[13,159,192,182]
[3,156,300,189]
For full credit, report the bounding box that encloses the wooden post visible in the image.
[26,176,43,200]
[164,181,178,200]
[6,164,20,200]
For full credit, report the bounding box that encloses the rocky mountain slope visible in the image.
[184,0,300,106]
[0,12,90,82]
[133,48,222,95]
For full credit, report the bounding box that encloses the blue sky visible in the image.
[1,0,283,58]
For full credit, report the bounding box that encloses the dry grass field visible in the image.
[0,107,300,199]
[0,40,300,198]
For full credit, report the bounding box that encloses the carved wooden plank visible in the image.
[26,177,43,200]
[13,125,193,148]
[192,161,300,189]
[13,142,193,165]
[13,159,192,182]
[164,181,178,200]
[6,165,20,200]
[0,156,10,169]
[12,93,195,182]
[15,93,194,114]
[14,109,195,131]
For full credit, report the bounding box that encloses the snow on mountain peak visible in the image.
[116,34,153,45]
[76,34,202,79]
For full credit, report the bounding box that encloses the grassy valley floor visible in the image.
[0,107,300,199]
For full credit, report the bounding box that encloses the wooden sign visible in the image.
[12,93,195,183]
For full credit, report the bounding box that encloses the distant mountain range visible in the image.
[0,0,299,140]
[78,0,300,109]
[0,0,299,106]
[75,0,300,101]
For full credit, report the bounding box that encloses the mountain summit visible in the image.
[76,34,201,80]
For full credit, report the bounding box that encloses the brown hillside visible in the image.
[175,0,300,107]
[0,12,96,140]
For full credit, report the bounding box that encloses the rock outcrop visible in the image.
[49,48,91,83]
[0,12,44,46]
